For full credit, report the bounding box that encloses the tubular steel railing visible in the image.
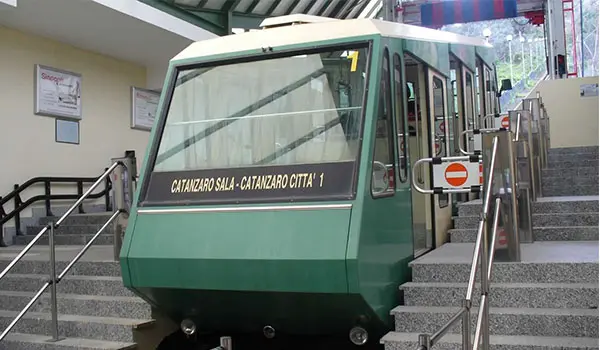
[0,173,112,244]
[416,136,501,350]
[0,161,126,341]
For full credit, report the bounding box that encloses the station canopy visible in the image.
[138,0,386,36]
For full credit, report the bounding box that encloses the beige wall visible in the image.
[527,76,599,148]
[0,26,151,226]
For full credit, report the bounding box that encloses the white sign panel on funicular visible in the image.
[34,64,82,120]
[131,87,160,131]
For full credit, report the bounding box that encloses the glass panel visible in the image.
[465,71,475,151]
[153,46,369,173]
[372,48,395,196]
[432,75,449,207]
[393,53,407,183]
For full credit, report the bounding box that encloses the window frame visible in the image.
[429,73,450,209]
[392,53,408,183]
[370,47,396,199]
[138,40,374,207]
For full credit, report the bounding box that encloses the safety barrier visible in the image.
[411,92,551,349]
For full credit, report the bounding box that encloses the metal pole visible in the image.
[480,213,490,349]
[220,336,233,350]
[506,133,521,262]
[548,0,556,79]
[418,334,431,350]
[462,299,471,350]
[579,0,584,76]
[48,222,61,342]
[508,42,514,83]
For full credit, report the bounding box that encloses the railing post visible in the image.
[418,334,431,350]
[104,167,112,212]
[47,222,62,342]
[77,182,85,214]
[109,159,132,261]
[44,181,53,217]
[462,299,471,350]
[13,185,22,236]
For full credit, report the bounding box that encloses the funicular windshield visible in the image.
[143,44,370,205]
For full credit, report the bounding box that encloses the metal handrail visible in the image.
[0,162,122,283]
[417,136,499,350]
[0,210,122,341]
[0,161,125,341]
[458,128,499,155]
[514,112,522,141]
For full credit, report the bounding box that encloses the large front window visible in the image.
[143,44,370,205]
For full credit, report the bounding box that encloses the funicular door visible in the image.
[402,53,433,257]
[426,68,453,248]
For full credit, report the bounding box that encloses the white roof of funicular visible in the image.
[172,18,492,62]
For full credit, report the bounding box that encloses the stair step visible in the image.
[453,212,598,229]
[547,159,598,168]
[457,196,599,217]
[542,175,599,188]
[0,252,121,277]
[38,214,114,226]
[548,153,599,162]
[401,282,599,308]
[542,185,598,197]
[26,225,115,236]
[548,146,599,156]
[391,306,598,337]
[0,274,134,297]
[0,332,136,350]
[449,226,599,243]
[543,166,598,177]
[381,332,599,350]
[14,234,114,246]
[0,310,150,343]
[0,291,150,319]
[411,242,598,283]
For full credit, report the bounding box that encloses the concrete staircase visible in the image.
[542,146,598,196]
[382,146,599,350]
[0,212,153,349]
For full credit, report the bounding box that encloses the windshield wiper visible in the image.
[155,67,328,166]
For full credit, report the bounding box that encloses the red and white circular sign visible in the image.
[444,162,468,187]
[501,116,510,128]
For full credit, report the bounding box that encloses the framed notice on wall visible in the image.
[131,87,160,131]
[34,64,82,120]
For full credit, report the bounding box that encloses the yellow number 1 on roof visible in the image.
[348,51,359,72]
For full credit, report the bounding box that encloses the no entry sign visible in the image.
[433,160,481,189]
[501,116,510,128]
[444,162,468,187]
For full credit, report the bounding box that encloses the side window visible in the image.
[371,48,395,196]
[392,53,407,183]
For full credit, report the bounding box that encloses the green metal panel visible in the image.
[450,43,476,72]
[476,45,496,69]
[346,36,414,327]
[403,39,450,77]
[127,206,351,293]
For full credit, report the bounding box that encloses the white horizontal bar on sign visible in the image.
[432,160,481,189]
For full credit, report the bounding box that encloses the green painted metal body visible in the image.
[450,43,477,72]
[476,45,497,69]
[119,30,468,339]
